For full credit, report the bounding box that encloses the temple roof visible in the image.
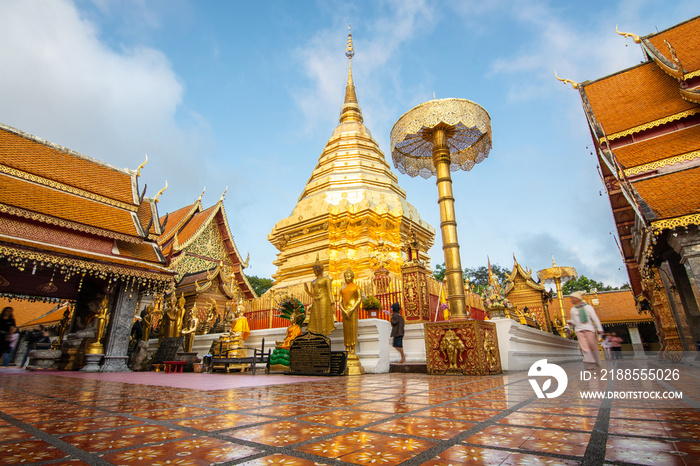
[583,62,696,140]
[559,290,652,325]
[0,123,172,284]
[158,198,256,299]
[614,124,700,173]
[633,166,700,220]
[645,16,700,76]
[0,124,136,205]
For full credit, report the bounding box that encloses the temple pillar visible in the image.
[646,266,685,362]
[667,231,700,352]
[101,282,140,372]
[401,262,432,323]
[627,326,647,359]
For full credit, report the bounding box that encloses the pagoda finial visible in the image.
[346,24,354,58]
[552,255,557,267]
[340,25,363,124]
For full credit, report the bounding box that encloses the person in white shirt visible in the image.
[569,291,604,370]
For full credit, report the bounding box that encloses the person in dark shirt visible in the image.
[390,302,405,364]
[0,307,16,355]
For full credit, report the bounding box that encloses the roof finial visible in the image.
[615,25,641,44]
[346,24,354,59]
[340,25,362,124]
[154,180,168,203]
[554,70,579,89]
[219,186,228,202]
[135,154,148,177]
[197,186,206,202]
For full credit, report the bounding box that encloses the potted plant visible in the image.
[362,295,382,317]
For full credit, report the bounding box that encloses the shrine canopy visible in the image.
[0,122,175,302]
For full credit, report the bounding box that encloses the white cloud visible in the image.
[0,0,210,199]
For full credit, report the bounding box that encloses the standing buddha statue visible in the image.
[303,255,336,336]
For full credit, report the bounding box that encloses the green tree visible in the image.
[433,263,446,281]
[432,263,509,293]
[561,275,614,295]
[245,275,274,297]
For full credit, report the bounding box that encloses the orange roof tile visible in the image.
[614,124,700,170]
[584,62,696,137]
[159,202,199,245]
[0,126,135,205]
[115,240,160,263]
[647,16,700,74]
[633,166,700,219]
[176,205,217,247]
[556,290,651,324]
[1,173,139,237]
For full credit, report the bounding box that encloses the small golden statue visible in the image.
[223,302,235,333]
[175,293,187,335]
[484,331,498,369]
[339,267,361,355]
[303,255,336,336]
[85,296,109,355]
[161,293,179,339]
[180,305,199,353]
[439,329,465,371]
[141,304,154,342]
[201,299,218,334]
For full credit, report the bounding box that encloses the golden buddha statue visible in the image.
[180,306,199,353]
[231,303,250,342]
[141,304,154,341]
[303,255,336,336]
[175,293,187,335]
[339,267,361,355]
[85,296,109,354]
[161,293,179,338]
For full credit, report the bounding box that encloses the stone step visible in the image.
[389,363,427,373]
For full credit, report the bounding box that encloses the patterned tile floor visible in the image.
[0,359,698,465]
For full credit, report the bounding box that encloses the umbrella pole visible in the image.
[555,278,567,326]
[432,128,468,319]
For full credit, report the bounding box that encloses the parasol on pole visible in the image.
[390,98,492,318]
[537,257,578,325]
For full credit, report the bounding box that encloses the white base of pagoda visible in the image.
[491,318,581,371]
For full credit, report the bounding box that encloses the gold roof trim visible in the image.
[0,164,138,212]
[650,213,700,234]
[0,244,174,284]
[599,108,700,142]
[0,203,141,243]
[623,149,700,176]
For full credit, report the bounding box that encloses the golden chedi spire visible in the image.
[340,25,363,124]
[268,27,435,288]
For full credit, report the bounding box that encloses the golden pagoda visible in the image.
[268,28,435,287]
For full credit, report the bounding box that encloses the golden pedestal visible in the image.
[345,353,365,376]
[424,320,501,375]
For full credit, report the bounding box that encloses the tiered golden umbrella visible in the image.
[391,99,492,318]
[537,257,578,325]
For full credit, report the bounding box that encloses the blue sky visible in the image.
[1,0,698,289]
